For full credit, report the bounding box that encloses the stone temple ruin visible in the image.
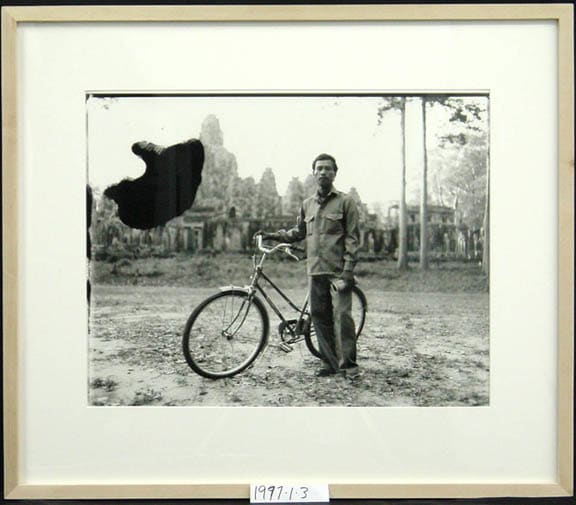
[90,196,483,261]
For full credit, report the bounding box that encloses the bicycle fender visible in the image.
[218,285,252,293]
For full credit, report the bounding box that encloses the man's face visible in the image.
[313,159,337,190]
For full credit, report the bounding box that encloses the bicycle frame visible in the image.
[252,268,309,336]
[221,237,310,343]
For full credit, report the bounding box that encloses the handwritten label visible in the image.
[250,484,329,503]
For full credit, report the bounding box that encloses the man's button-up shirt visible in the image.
[279,188,360,276]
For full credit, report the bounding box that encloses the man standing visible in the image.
[259,154,361,378]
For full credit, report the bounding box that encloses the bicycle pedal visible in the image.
[278,342,293,353]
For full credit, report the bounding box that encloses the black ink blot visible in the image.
[104,139,204,230]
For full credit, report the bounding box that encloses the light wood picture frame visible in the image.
[2,3,573,501]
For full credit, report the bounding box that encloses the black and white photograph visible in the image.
[87,93,490,407]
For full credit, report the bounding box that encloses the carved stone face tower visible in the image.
[200,115,224,147]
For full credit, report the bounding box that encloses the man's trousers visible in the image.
[309,275,357,371]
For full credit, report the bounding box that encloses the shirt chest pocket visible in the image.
[321,212,344,234]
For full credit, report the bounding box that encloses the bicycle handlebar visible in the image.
[254,235,303,261]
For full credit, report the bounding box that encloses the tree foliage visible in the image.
[376,97,406,125]
[427,98,489,228]
[395,97,489,228]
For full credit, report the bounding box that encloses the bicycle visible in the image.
[182,235,368,379]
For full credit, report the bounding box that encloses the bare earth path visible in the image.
[89,285,489,407]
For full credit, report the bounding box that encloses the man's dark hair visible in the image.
[312,153,338,173]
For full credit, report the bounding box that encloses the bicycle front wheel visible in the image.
[183,290,269,379]
[305,284,367,359]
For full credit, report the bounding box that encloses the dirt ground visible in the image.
[88,284,489,407]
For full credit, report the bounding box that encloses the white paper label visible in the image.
[250,484,329,503]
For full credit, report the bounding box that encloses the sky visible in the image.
[86,94,484,211]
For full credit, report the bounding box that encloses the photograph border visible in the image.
[2,3,574,500]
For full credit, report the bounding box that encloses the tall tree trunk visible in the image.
[420,97,429,270]
[397,98,408,270]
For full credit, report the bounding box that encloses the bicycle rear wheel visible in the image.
[305,284,367,359]
[183,290,269,379]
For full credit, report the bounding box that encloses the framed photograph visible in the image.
[2,2,573,501]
